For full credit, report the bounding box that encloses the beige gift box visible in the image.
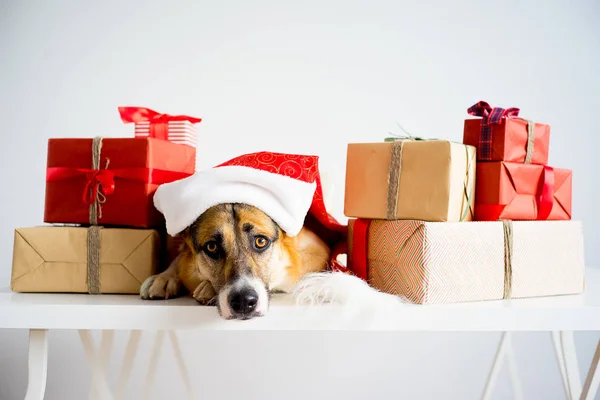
[348,219,585,304]
[11,226,161,294]
[344,140,476,222]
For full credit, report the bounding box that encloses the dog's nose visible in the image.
[229,288,258,315]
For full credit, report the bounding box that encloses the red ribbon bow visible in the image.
[118,106,202,124]
[46,166,193,208]
[118,106,202,141]
[82,169,115,205]
[467,101,520,160]
[467,101,520,122]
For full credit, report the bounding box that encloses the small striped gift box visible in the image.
[134,121,197,148]
[118,106,201,148]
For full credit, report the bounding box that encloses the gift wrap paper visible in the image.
[344,140,476,222]
[44,137,196,228]
[11,226,161,294]
[135,121,197,147]
[475,162,572,221]
[463,118,550,164]
[348,219,585,304]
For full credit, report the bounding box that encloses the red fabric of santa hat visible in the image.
[153,151,347,261]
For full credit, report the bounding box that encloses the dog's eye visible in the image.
[254,236,270,249]
[205,241,218,253]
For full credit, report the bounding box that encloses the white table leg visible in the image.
[481,332,508,400]
[505,335,524,400]
[481,332,524,400]
[561,331,583,400]
[116,330,142,400]
[141,330,166,400]
[78,330,115,400]
[24,329,48,400]
[90,330,114,400]
[553,331,571,399]
[580,339,600,400]
[168,331,194,400]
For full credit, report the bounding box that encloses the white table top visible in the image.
[1,268,599,332]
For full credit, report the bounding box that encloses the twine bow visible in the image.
[85,137,113,225]
[85,137,108,294]
[82,167,114,205]
[384,121,427,142]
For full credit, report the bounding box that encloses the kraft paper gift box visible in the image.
[118,106,201,148]
[10,226,161,294]
[344,140,476,222]
[474,162,572,221]
[44,137,196,229]
[347,219,585,305]
[463,100,550,164]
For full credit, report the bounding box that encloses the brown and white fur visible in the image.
[140,203,332,320]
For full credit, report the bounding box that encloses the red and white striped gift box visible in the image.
[134,121,197,148]
[118,106,201,149]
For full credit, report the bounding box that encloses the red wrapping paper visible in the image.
[44,138,196,228]
[474,162,572,221]
[463,118,550,164]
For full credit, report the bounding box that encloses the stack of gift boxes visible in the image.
[10,107,200,294]
[344,101,585,304]
[9,100,586,304]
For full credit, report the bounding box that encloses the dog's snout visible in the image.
[218,276,267,320]
[229,288,258,315]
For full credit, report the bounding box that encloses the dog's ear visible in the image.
[179,226,197,253]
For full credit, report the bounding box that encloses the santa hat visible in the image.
[153,152,347,250]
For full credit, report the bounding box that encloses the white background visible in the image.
[1,0,599,399]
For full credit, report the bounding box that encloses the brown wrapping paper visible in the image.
[344,140,476,222]
[11,226,160,294]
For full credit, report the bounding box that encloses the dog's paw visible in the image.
[140,274,181,300]
[193,281,216,305]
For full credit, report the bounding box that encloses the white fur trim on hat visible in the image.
[153,165,317,237]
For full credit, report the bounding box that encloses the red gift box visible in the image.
[463,101,550,164]
[44,137,196,228]
[474,161,572,221]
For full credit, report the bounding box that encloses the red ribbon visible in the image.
[536,165,555,220]
[46,166,192,206]
[474,204,507,221]
[475,166,555,220]
[82,169,115,205]
[344,219,370,281]
[118,106,202,140]
[467,101,520,122]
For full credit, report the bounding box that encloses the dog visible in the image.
[140,202,332,320]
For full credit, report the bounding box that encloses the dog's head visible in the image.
[180,203,296,320]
